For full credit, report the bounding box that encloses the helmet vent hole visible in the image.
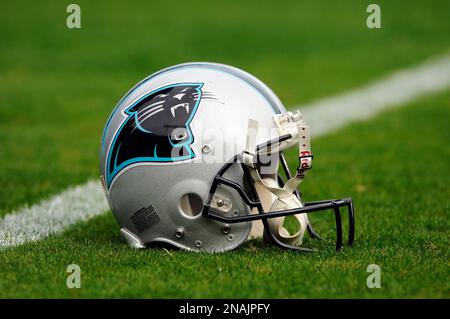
[179,193,203,217]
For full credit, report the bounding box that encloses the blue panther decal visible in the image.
[106,83,203,187]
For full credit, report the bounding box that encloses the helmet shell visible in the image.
[100,62,286,252]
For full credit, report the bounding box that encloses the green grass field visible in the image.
[0,0,449,298]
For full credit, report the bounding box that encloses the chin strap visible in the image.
[245,112,313,246]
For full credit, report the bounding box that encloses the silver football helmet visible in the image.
[99,62,354,252]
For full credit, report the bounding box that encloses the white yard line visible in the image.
[302,52,450,138]
[0,181,108,247]
[1,53,450,248]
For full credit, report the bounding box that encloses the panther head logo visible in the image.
[106,83,204,187]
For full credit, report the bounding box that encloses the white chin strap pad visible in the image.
[249,176,307,246]
[245,113,313,246]
[268,192,307,245]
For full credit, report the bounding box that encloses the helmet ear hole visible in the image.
[179,193,203,217]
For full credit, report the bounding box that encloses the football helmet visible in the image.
[99,62,354,252]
